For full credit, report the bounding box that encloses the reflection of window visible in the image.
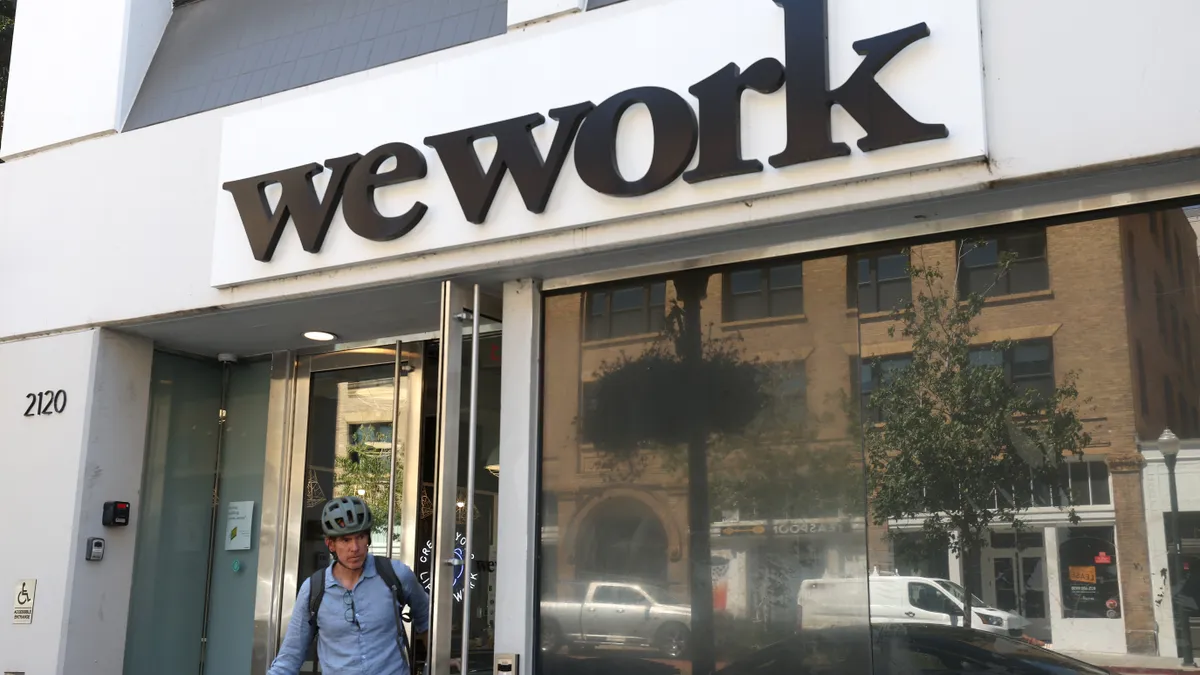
[585,281,666,340]
[969,339,1056,400]
[753,361,808,431]
[850,248,911,314]
[959,229,1049,298]
[859,355,912,423]
[1059,526,1121,619]
[997,459,1109,508]
[722,262,804,322]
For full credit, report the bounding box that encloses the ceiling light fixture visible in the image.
[304,331,338,342]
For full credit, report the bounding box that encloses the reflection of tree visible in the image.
[583,272,763,675]
[332,423,399,536]
[865,247,1091,629]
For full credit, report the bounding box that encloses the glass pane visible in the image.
[1059,527,1121,619]
[963,239,999,269]
[124,354,222,675]
[729,268,763,295]
[1090,462,1111,505]
[768,287,804,317]
[612,286,646,313]
[877,278,911,313]
[857,257,871,285]
[610,308,646,338]
[1008,231,1047,260]
[541,265,868,675]
[993,557,1018,612]
[585,292,608,341]
[877,253,909,281]
[1009,258,1050,294]
[967,267,1001,296]
[730,292,767,322]
[970,348,1004,368]
[768,263,803,290]
[455,333,502,673]
[1022,556,1048,620]
[1069,462,1091,506]
[298,360,400,659]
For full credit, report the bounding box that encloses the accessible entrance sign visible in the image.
[12,579,35,624]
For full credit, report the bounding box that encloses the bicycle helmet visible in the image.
[321,496,373,537]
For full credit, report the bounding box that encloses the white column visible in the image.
[0,329,153,674]
[507,0,587,29]
[1044,527,1063,644]
[494,279,543,668]
[1,0,170,158]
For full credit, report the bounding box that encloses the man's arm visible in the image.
[267,578,316,675]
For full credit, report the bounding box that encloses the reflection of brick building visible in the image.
[540,208,1200,656]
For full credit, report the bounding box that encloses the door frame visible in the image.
[983,545,1051,638]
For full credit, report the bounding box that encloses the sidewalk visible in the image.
[1057,650,1200,674]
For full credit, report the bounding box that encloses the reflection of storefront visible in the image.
[710,518,867,630]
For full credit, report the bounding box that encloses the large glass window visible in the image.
[0,0,14,146]
[538,202,1200,671]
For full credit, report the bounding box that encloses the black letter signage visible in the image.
[222,155,361,262]
[424,103,594,224]
[768,0,948,168]
[221,0,953,264]
[574,87,698,197]
[684,60,785,184]
[342,142,429,241]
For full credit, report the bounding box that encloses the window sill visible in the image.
[581,332,660,349]
[847,308,896,322]
[972,289,1055,306]
[720,314,807,331]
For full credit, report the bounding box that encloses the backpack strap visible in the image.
[306,567,327,668]
[374,556,415,669]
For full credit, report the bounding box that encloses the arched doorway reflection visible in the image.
[576,497,669,585]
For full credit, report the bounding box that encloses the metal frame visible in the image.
[430,280,471,675]
[252,351,298,675]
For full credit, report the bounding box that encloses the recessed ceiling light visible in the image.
[304,331,338,342]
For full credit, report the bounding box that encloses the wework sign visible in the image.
[213,0,984,284]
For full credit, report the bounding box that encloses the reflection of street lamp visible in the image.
[1160,428,1195,667]
[485,445,500,478]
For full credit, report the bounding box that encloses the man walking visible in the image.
[268,495,434,675]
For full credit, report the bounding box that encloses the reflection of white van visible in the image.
[797,575,1030,638]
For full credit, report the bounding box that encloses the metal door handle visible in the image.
[616,609,625,613]
[905,611,916,618]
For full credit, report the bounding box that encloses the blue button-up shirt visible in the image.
[269,556,430,675]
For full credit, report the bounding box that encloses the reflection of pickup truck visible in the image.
[541,581,692,658]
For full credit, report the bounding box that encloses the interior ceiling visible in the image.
[119,156,1200,359]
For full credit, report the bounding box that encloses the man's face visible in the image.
[326,532,370,569]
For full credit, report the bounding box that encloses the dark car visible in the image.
[715,624,1112,675]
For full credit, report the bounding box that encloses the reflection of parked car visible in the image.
[541,581,692,658]
[797,575,1030,638]
[715,624,1111,675]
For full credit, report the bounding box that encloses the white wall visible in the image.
[0,0,169,158]
[4,0,1200,338]
[0,329,153,674]
[1142,449,1200,657]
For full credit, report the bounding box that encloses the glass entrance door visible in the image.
[283,342,424,673]
[985,534,1050,642]
[273,281,502,675]
[427,282,503,675]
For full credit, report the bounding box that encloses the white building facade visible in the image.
[4,0,1200,673]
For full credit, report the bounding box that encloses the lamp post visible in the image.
[1160,428,1195,667]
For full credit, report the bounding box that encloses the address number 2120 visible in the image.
[25,390,67,417]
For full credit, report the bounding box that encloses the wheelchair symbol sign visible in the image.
[12,579,36,624]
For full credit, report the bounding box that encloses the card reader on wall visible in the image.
[102,501,130,527]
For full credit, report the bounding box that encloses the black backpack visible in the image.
[308,556,415,669]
